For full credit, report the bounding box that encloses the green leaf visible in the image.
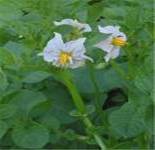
[102,6,127,19]
[49,132,61,144]
[39,115,60,130]
[0,47,15,65]
[43,81,75,124]
[0,68,8,95]
[88,2,104,22]
[134,74,152,94]
[72,65,126,93]
[10,90,47,115]
[109,102,145,138]
[0,104,17,119]
[23,71,51,83]
[0,0,22,27]
[4,41,28,57]
[86,104,95,115]
[0,120,9,139]
[12,121,49,148]
[63,129,77,141]
[0,28,14,45]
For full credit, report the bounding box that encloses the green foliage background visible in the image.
[0,0,153,149]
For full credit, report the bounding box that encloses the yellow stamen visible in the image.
[112,37,126,46]
[59,51,72,65]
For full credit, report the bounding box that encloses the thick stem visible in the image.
[63,78,86,114]
[63,77,106,150]
[94,134,107,150]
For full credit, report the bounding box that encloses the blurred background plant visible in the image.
[0,0,153,149]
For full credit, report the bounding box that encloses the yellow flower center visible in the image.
[59,51,72,65]
[112,37,126,46]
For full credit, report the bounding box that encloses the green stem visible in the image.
[63,78,86,114]
[94,134,106,150]
[63,76,106,150]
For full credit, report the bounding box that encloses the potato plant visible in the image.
[0,0,153,149]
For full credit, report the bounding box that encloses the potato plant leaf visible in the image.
[12,121,49,148]
[109,102,146,138]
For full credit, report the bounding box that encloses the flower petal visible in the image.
[95,36,114,52]
[54,19,75,26]
[64,37,86,53]
[82,24,92,32]
[43,32,64,62]
[98,25,120,34]
[44,32,64,52]
[115,32,127,41]
[54,19,92,33]
[69,60,85,69]
[104,54,111,62]
[104,47,120,62]
[43,51,59,62]
[74,20,92,32]
[110,47,120,59]
[82,55,94,62]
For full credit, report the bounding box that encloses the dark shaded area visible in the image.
[88,0,103,5]
[96,16,105,22]
[102,88,127,110]
[21,9,29,16]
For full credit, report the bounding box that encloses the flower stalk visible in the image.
[62,73,106,150]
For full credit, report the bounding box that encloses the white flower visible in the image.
[95,25,127,62]
[39,32,93,68]
[54,19,92,33]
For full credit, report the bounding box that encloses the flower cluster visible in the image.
[39,19,127,68]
